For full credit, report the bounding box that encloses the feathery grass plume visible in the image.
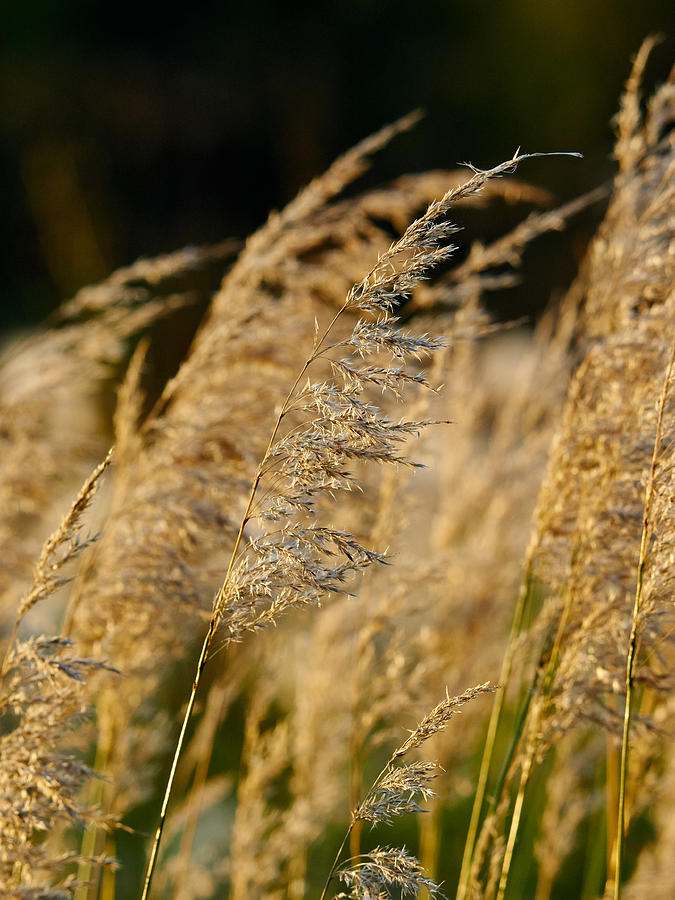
[574,40,674,344]
[4,450,112,659]
[613,342,675,899]
[486,300,675,900]
[0,437,116,899]
[0,636,116,900]
[320,684,495,900]
[524,47,674,739]
[64,117,455,814]
[140,147,580,896]
[0,242,232,629]
[211,151,580,643]
[465,47,675,899]
[194,180,590,898]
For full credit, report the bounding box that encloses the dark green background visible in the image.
[1,0,673,326]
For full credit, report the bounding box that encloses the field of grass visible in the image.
[1,40,674,899]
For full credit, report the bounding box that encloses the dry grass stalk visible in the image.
[466,44,675,899]
[0,431,118,899]
[4,450,112,661]
[614,342,675,899]
[67,116,539,822]
[139,145,579,896]
[320,684,496,900]
[0,636,115,900]
[205,199,586,898]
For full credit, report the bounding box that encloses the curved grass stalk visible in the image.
[140,356,315,900]
[611,342,675,900]
[321,685,495,900]
[139,150,577,899]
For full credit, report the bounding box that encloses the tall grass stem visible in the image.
[612,342,675,900]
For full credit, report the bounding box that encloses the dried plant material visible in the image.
[6,450,113,654]
[2,53,659,896]
[141,143,576,897]
[221,262,576,900]
[391,684,496,759]
[336,846,442,899]
[322,684,495,900]
[0,241,233,627]
[213,149,578,644]
[0,636,115,899]
[574,46,674,342]
[53,241,237,323]
[465,43,675,900]
[409,184,607,315]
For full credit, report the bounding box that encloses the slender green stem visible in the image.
[74,737,111,900]
[456,564,535,900]
[491,544,579,899]
[612,344,675,900]
[496,743,534,900]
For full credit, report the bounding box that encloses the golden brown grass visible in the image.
[1,38,673,900]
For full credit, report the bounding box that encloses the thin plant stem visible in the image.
[320,823,356,900]
[612,343,675,900]
[319,756,397,900]
[496,743,534,900]
[418,796,442,894]
[456,564,535,900]
[493,559,578,900]
[465,662,542,894]
[140,616,217,900]
[140,301,352,899]
[73,740,111,900]
[172,678,231,896]
[101,832,117,900]
[605,734,620,888]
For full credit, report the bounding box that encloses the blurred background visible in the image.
[1,0,673,330]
